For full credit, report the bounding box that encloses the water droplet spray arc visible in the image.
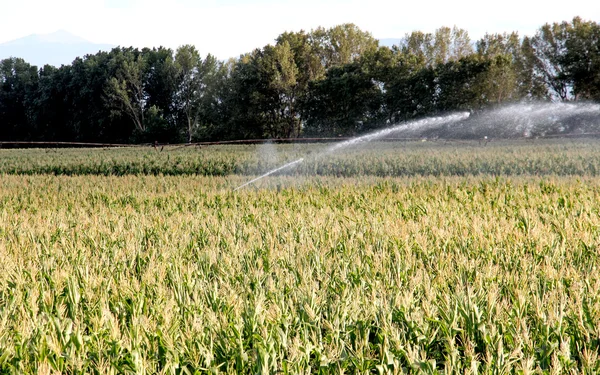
[232,102,600,191]
[233,158,305,191]
[233,112,470,191]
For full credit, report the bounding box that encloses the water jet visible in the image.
[233,112,470,190]
[232,102,600,191]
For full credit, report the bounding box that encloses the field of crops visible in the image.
[2,138,600,177]
[1,141,600,374]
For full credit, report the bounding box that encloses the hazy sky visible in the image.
[1,0,598,59]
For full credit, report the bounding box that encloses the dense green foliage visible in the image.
[3,139,600,177]
[1,18,599,143]
[1,172,600,373]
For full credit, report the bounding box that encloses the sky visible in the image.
[1,0,599,60]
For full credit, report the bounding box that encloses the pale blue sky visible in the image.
[1,0,598,59]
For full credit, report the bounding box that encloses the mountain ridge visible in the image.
[0,30,115,67]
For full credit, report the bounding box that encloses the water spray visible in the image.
[232,103,600,191]
[325,112,471,154]
[233,111,471,191]
[233,158,304,191]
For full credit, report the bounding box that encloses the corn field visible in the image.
[1,141,600,374]
[2,139,600,177]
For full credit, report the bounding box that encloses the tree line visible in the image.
[1,18,599,144]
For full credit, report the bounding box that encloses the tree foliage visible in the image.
[303,62,381,135]
[0,58,39,140]
[106,49,147,134]
[0,18,599,143]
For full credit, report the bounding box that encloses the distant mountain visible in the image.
[0,30,115,67]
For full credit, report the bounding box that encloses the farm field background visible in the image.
[3,138,600,177]
[1,140,600,374]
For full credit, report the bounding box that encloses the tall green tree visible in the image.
[309,24,379,69]
[193,54,225,139]
[105,48,148,135]
[175,45,202,143]
[244,45,298,138]
[517,36,549,100]
[398,30,433,67]
[264,42,302,137]
[302,62,381,136]
[276,30,325,84]
[399,26,473,67]
[0,58,39,140]
[562,18,600,100]
[434,55,489,112]
[531,21,572,100]
[144,46,179,138]
[220,53,267,139]
[475,33,522,105]
[32,64,72,141]
[221,41,310,139]
[67,50,137,142]
[361,46,435,123]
